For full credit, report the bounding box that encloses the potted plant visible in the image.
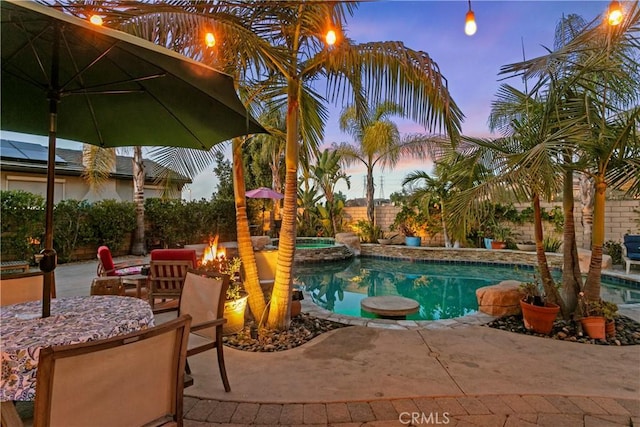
[519,280,560,335]
[602,300,619,338]
[198,256,249,335]
[390,205,427,247]
[577,292,606,340]
[489,223,512,249]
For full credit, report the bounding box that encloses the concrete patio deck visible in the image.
[53,256,640,426]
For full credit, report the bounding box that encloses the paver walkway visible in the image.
[183,394,640,426]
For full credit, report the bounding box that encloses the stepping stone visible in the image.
[360,296,419,319]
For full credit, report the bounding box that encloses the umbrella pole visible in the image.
[40,24,62,318]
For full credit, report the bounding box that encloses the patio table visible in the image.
[0,295,154,402]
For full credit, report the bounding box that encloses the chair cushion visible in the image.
[623,234,640,244]
[97,246,116,274]
[151,249,198,267]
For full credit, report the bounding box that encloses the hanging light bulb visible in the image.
[205,32,216,48]
[607,1,623,26]
[465,0,477,36]
[326,29,337,46]
[89,15,103,26]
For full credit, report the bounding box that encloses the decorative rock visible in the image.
[577,248,612,272]
[476,280,526,317]
[335,232,362,256]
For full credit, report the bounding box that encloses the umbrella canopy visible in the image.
[1,0,266,317]
[246,187,284,200]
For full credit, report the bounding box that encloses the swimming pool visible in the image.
[294,257,639,321]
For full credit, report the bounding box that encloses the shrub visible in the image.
[53,200,93,262]
[87,199,136,251]
[603,240,622,265]
[351,220,382,243]
[0,190,45,262]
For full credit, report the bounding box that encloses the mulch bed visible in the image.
[486,314,640,345]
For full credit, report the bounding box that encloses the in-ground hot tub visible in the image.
[271,237,354,263]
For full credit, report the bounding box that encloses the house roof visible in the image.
[0,139,190,184]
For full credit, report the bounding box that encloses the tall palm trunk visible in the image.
[440,199,452,248]
[366,165,375,226]
[267,79,299,330]
[232,137,267,321]
[583,176,606,301]
[579,174,595,249]
[131,146,146,255]
[561,168,582,316]
[533,193,567,317]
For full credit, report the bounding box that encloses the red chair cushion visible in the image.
[97,246,116,276]
[150,249,198,268]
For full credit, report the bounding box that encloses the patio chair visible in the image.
[96,246,147,277]
[178,269,231,392]
[150,249,198,268]
[623,234,640,274]
[0,271,46,306]
[33,315,191,427]
[148,259,193,309]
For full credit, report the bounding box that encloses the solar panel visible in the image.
[0,139,66,163]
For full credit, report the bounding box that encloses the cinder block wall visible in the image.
[343,200,639,247]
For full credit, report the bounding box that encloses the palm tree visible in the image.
[501,4,640,306]
[334,101,442,228]
[69,1,462,330]
[308,149,350,236]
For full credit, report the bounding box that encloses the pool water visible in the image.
[294,257,639,321]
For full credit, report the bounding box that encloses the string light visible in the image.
[89,15,103,26]
[465,0,477,36]
[205,32,216,48]
[607,1,623,26]
[326,29,336,46]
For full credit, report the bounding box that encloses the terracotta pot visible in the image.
[606,319,616,338]
[291,300,301,318]
[519,299,560,335]
[581,316,606,339]
[491,241,507,249]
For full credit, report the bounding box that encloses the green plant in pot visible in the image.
[390,204,428,247]
[577,292,607,340]
[198,256,248,335]
[489,223,512,249]
[519,279,560,335]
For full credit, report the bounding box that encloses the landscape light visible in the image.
[465,1,477,36]
[607,1,623,26]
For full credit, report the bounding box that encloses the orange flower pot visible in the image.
[520,299,560,335]
[581,316,606,340]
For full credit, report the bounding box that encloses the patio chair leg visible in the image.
[217,341,231,392]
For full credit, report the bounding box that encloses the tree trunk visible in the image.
[561,168,582,317]
[583,176,606,301]
[267,79,299,330]
[533,193,566,317]
[440,200,452,248]
[131,146,146,255]
[232,137,267,321]
[579,174,594,250]
[366,166,375,226]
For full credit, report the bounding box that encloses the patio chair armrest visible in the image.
[191,318,226,332]
[152,306,179,315]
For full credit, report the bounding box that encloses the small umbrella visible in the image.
[1,0,266,317]
[246,187,284,235]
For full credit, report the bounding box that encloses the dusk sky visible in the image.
[1,1,616,201]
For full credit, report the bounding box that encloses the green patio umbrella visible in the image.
[1,0,266,317]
